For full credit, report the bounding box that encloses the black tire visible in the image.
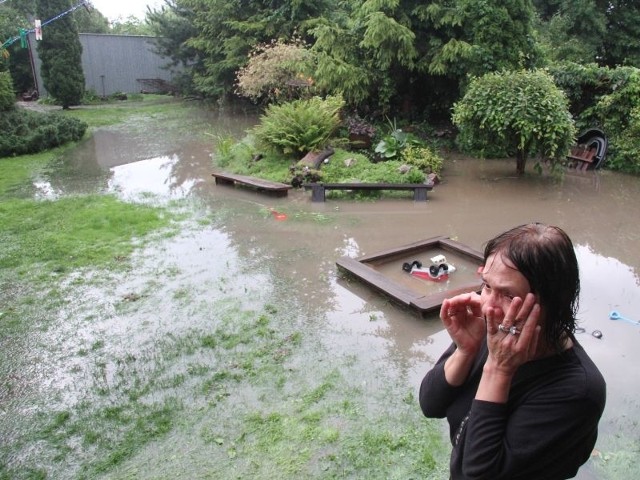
[429,265,439,277]
[402,262,412,272]
[412,260,422,269]
[439,264,448,273]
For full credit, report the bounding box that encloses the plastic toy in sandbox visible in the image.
[402,254,456,281]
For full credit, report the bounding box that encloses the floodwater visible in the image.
[12,102,640,478]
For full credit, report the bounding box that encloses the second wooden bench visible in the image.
[212,172,292,197]
[566,146,596,171]
[303,182,433,202]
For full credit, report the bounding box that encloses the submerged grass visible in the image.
[0,146,75,197]
[62,95,187,129]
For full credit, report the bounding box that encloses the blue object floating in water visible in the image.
[609,310,640,326]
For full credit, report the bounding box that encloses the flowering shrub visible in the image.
[235,38,315,104]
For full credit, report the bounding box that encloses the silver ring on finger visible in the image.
[498,324,509,333]
[509,326,520,335]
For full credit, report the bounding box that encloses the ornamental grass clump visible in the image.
[253,95,345,156]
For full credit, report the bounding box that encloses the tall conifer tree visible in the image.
[36,0,85,108]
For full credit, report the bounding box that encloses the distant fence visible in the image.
[30,33,180,97]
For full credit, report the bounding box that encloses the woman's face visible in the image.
[480,253,534,322]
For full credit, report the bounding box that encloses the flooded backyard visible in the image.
[2,100,640,478]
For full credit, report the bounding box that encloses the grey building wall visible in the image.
[31,33,178,97]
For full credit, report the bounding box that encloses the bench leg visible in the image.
[215,177,235,186]
[413,187,428,201]
[311,185,326,202]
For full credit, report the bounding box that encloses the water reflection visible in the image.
[108,155,199,201]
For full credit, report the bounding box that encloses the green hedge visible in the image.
[0,109,88,157]
[0,71,15,112]
[549,63,640,174]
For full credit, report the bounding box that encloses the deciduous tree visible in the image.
[452,69,575,174]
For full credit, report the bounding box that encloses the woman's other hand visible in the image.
[440,293,485,386]
[441,292,485,357]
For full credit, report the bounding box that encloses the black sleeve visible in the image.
[419,342,462,418]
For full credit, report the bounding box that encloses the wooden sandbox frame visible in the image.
[336,236,484,316]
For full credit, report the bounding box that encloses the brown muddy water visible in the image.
[6,102,640,479]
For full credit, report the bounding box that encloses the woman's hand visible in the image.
[484,293,541,376]
[441,292,485,358]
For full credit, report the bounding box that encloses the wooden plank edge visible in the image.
[336,256,419,306]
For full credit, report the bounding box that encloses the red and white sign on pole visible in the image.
[35,19,42,41]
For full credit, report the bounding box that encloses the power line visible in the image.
[1,0,90,50]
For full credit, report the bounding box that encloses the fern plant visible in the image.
[253,95,345,156]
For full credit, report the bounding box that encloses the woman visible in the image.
[419,223,606,480]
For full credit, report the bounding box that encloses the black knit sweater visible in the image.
[420,338,606,480]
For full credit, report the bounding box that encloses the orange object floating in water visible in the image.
[270,209,287,221]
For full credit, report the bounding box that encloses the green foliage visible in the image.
[182,0,330,99]
[601,0,640,67]
[453,69,575,174]
[213,134,255,168]
[36,0,85,108]
[0,71,15,111]
[420,0,542,77]
[0,195,171,272]
[235,38,316,104]
[146,2,200,96]
[109,16,154,35]
[0,109,88,157]
[310,1,422,112]
[534,4,605,65]
[588,70,640,174]
[74,6,110,33]
[321,150,425,185]
[374,118,421,160]
[547,63,640,173]
[606,107,640,174]
[401,144,443,175]
[359,8,417,70]
[547,62,634,124]
[253,95,345,156]
[534,0,640,68]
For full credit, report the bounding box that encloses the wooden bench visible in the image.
[303,182,433,202]
[212,172,292,197]
[567,145,596,171]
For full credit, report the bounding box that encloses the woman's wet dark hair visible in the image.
[484,223,579,352]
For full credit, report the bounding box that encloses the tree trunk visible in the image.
[516,149,527,175]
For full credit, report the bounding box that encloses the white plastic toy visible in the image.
[402,254,456,280]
